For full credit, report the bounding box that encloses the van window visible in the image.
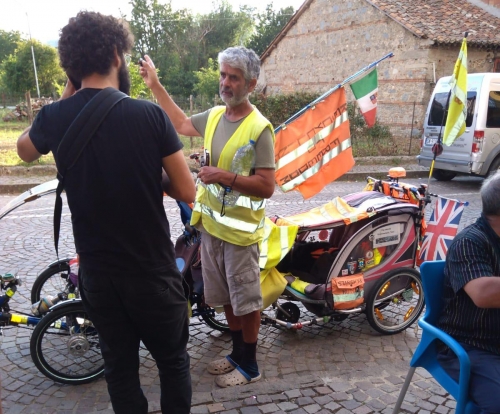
[486,91,500,128]
[428,91,477,127]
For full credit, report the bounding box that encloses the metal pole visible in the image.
[26,13,40,98]
[274,52,394,133]
[408,101,416,156]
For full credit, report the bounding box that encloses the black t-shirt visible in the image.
[30,88,183,273]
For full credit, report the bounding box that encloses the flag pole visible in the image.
[274,52,394,133]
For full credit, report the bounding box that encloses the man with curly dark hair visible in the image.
[17,11,194,414]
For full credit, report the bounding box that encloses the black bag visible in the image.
[53,88,128,257]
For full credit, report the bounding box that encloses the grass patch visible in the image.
[0,111,48,166]
[0,118,203,167]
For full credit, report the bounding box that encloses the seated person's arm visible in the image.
[448,237,500,308]
[464,277,500,308]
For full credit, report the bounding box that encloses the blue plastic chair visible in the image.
[392,260,480,414]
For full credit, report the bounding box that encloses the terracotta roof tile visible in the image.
[366,0,500,46]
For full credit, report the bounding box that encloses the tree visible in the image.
[1,40,66,97]
[198,1,254,60]
[129,0,199,96]
[247,4,294,56]
[193,58,219,100]
[128,63,155,99]
[0,30,21,65]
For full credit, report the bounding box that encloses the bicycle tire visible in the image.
[30,300,104,385]
[365,268,425,335]
[198,303,230,332]
[31,260,78,304]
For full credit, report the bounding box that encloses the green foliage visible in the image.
[128,0,257,97]
[128,64,154,99]
[251,91,319,127]
[0,40,66,97]
[247,4,294,55]
[193,58,219,100]
[347,102,396,156]
[251,92,395,157]
[0,30,21,65]
[199,1,254,58]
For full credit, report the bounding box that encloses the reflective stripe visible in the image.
[276,111,349,171]
[281,138,352,192]
[259,225,292,263]
[200,204,265,234]
[205,183,266,211]
[258,218,298,269]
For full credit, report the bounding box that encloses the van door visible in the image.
[418,75,482,179]
[476,78,500,176]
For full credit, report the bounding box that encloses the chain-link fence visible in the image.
[170,94,223,115]
[1,94,26,108]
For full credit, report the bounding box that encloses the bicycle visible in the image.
[30,201,230,333]
[0,272,104,385]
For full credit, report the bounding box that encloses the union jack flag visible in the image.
[419,197,468,262]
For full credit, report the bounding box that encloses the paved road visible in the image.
[0,177,483,413]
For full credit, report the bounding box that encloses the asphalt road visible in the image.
[0,176,483,414]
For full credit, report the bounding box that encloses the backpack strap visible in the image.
[54,88,128,258]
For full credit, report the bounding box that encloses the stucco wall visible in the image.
[259,0,499,153]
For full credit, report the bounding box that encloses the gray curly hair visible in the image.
[218,46,260,82]
[481,170,500,216]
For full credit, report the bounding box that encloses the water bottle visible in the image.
[231,140,256,177]
[221,140,256,206]
[31,294,62,316]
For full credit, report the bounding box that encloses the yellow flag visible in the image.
[443,37,467,146]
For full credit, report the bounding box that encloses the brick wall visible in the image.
[259,0,498,153]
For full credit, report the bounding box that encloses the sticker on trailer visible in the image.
[373,224,400,248]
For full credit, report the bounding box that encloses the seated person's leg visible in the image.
[438,343,500,413]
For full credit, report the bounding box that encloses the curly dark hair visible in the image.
[58,11,134,81]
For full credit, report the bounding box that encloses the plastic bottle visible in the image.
[221,140,256,206]
[231,140,256,177]
[31,295,62,316]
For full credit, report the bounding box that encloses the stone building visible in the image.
[258,0,500,153]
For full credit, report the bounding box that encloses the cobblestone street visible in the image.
[0,176,483,413]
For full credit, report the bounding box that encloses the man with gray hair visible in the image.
[437,171,500,412]
[140,46,275,387]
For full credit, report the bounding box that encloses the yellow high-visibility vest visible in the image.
[191,106,275,246]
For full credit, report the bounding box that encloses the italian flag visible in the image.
[350,68,378,127]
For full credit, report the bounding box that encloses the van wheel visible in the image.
[488,157,500,177]
[432,169,456,181]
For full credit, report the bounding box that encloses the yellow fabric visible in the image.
[279,196,372,228]
[443,37,467,146]
[259,218,299,270]
[290,277,310,294]
[190,106,275,246]
[260,267,288,309]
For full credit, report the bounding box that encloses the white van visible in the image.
[417,73,500,181]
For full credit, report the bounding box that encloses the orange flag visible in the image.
[274,87,354,199]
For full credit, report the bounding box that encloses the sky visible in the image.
[0,0,305,44]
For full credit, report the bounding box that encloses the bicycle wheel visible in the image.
[365,268,425,335]
[30,300,104,385]
[198,302,230,332]
[31,260,78,304]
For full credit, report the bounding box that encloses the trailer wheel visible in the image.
[365,268,424,335]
